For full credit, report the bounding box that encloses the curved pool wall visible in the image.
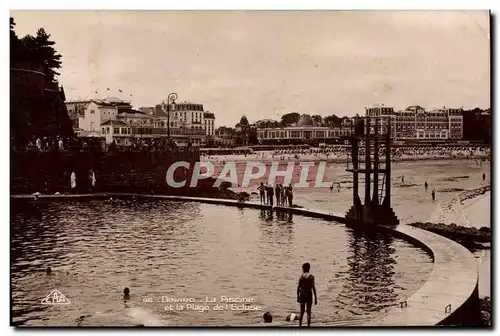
[10,193,480,326]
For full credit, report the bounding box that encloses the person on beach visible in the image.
[483,173,486,181]
[297,262,317,327]
[431,189,436,202]
[267,184,274,207]
[424,181,428,191]
[258,182,266,204]
[330,183,334,192]
[401,175,405,184]
[337,182,341,193]
[70,171,76,193]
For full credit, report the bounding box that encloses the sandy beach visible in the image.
[429,186,490,229]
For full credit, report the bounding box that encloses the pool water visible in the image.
[11,200,432,326]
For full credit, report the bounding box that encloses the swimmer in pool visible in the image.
[263,312,273,323]
[123,287,130,301]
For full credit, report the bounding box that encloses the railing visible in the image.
[130,127,206,136]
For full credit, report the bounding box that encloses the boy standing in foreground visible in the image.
[297,262,318,327]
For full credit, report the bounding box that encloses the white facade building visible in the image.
[66,97,207,146]
[257,114,352,144]
[163,101,216,136]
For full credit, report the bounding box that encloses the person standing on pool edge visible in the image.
[297,262,317,327]
[258,182,266,205]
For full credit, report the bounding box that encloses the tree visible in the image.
[280,112,300,127]
[34,28,62,82]
[20,28,62,82]
[10,18,23,65]
[255,119,279,128]
[324,114,342,128]
[311,114,323,126]
[10,20,73,144]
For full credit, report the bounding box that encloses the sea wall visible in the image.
[10,150,236,198]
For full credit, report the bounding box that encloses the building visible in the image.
[66,99,119,137]
[204,112,216,136]
[141,101,216,137]
[256,114,352,145]
[66,97,207,147]
[365,105,464,140]
[214,126,237,147]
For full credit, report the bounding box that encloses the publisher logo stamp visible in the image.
[41,289,70,305]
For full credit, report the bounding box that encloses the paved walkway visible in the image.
[11,192,478,326]
[362,224,478,326]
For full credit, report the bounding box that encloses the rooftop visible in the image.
[295,114,315,127]
[101,119,129,126]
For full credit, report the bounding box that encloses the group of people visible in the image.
[69,169,96,193]
[264,145,491,162]
[258,182,294,207]
[121,137,190,152]
[17,135,199,154]
[262,262,318,327]
[21,135,103,153]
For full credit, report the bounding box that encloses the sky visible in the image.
[11,10,490,127]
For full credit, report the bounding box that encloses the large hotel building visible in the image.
[365,105,463,140]
[256,105,464,145]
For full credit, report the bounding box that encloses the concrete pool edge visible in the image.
[11,193,480,327]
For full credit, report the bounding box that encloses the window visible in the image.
[90,109,95,114]
[113,128,119,134]
[106,127,110,134]
[89,122,95,131]
[102,128,105,134]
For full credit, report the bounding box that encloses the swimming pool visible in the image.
[11,199,432,326]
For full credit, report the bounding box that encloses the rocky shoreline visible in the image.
[410,183,491,326]
[408,222,490,251]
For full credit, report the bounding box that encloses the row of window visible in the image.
[174,104,204,111]
[394,131,449,138]
[102,127,132,135]
[100,126,208,136]
[370,111,463,117]
[396,125,451,130]
[258,130,351,139]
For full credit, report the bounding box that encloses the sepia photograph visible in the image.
[9,9,491,328]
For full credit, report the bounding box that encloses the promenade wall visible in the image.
[10,150,236,198]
